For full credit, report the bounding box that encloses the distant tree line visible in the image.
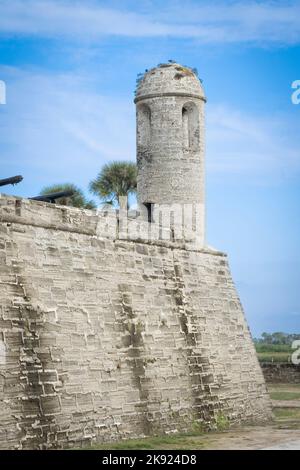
[254,332,300,346]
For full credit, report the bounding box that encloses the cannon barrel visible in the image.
[30,190,74,204]
[0,175,23,187]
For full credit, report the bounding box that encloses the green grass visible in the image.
[255,344,292,353]
[85,432,207,450]
[268,383,300,401]
[257,351,291,363]
[255,342,293,363]
[270,391,300,400]
[269,384,300,391]
[271,383,300,423]
[273,408,300,420]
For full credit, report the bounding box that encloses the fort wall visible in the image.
[0,195,272,449]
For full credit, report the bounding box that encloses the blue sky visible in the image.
[0,0,299,336]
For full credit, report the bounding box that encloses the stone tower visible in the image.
[135,62,206,246]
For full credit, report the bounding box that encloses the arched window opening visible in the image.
[182,107,189,148]
[182,102,199,150]
[137,104,151,147]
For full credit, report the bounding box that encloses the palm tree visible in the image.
[40,183,96,209]
[89,161,137,207]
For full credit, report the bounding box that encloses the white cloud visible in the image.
[0,0,175,38]
[207,104,300,182]
[0,0,300,45]
[0,67,135,196]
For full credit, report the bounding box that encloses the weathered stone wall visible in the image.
[261,363,300,384]
[0,195,272,449]
[136,95,205,206]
